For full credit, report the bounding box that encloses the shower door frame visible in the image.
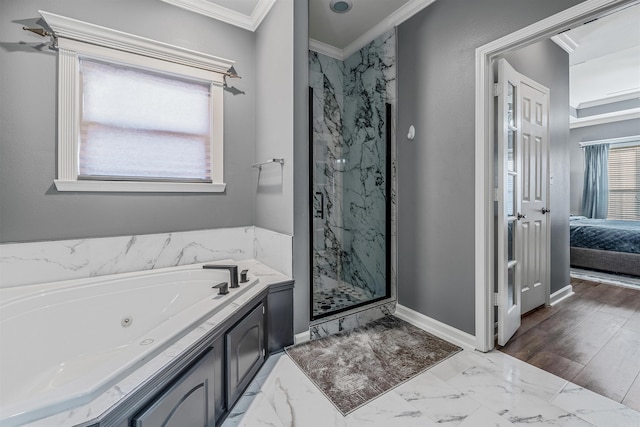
[308,90,393,322]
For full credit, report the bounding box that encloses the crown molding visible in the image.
[570,107,640,128]
[577,89,640,109]
[551,32,579,53]
[342,0,436,58]
[39,10,234,74]
[309,38,344,60]
[160,0,275,32]
[311,0,436,61]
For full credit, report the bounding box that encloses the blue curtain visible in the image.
[581,144,609,219]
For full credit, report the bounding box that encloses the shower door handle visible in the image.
[315,192,324,219]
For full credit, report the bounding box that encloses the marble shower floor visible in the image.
[221,347,640,427]
[313,283,373,316]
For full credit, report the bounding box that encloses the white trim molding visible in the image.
[53,181,227,193]
[294,330,310,345]
[309,38,344,61]
[570,107,640,129]
[551,33,579,53]
[39,11,234,75]
[577,90,640,110]
[310,0,436,61]
[160,0,275,32]
[40,10,231,193]
[579,134,640,147]
[395,305,477,350]
[550,284,574,306]
[474,0,633,352]
[343,0,436,58]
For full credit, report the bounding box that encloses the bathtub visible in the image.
[0,263,259,427]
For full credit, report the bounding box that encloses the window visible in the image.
[41,11,233,192]
[79,59,212,182]
[608,143,640,220]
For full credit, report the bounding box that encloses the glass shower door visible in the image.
[309,32,394,321]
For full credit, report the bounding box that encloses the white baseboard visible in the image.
[294,330,310,345]
[395,304,477,350]
[550,284,574,306]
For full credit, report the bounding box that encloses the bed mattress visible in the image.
[569,217,640,254]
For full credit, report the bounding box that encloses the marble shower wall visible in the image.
[342,30,396,298]
[309,30,396,300]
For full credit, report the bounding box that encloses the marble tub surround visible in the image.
[310,29,397,320]
[0,226,292,288]
[15,259,291,427]
[224,348,640,427]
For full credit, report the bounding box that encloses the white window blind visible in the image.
[79,59,212,182]
[607,144,640,221]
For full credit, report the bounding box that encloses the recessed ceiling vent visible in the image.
[330,0,352,13]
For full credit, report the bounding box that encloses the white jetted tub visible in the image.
[0,263,258,427]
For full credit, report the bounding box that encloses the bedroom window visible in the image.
[41,11,234,193]
[608,144,640,221]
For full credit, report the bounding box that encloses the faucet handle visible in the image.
[212,282,229,295]
[240,269,249,283]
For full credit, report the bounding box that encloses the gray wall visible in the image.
[293,0,310,334]
[396,0,584,335]
[503,39,572,294]
[569,119,640,215]
[0,0,256,243]
[255,0,295,235]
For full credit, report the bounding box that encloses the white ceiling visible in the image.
[203,0,261,16]
[308,0,411,49]
[161,0,273,31]
[562,3,640,109]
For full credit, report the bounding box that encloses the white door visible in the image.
[496,59,550,346]
[519,80,550,314]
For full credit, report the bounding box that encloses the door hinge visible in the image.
[494,188,500,202]
[494,292,500,306]
[493,83,501,97]
[262,348,266,357]
[262,306,265,315]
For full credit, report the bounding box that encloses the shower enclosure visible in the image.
[309,31,395,321]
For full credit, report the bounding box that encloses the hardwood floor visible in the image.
[499,277,640,411]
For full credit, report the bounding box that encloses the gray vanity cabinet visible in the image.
[226,302,265,406]
[102,281,293,427]
[131,348,216,427]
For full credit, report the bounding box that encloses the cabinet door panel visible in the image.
[226,303,265,405]
[133,348,215,427]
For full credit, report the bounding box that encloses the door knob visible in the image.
[541,207,550,214]
[517,212,527,220]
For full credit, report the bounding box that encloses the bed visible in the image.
[569,216,640,277]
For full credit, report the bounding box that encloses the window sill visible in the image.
[54,180,226,193]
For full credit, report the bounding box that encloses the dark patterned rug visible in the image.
[285,315,462,415]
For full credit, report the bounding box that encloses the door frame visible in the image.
[474,0,634,352]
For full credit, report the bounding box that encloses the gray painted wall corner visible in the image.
[293,0,310,334]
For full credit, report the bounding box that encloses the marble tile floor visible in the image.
[312,283,373,316]
[221,347,640,427]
